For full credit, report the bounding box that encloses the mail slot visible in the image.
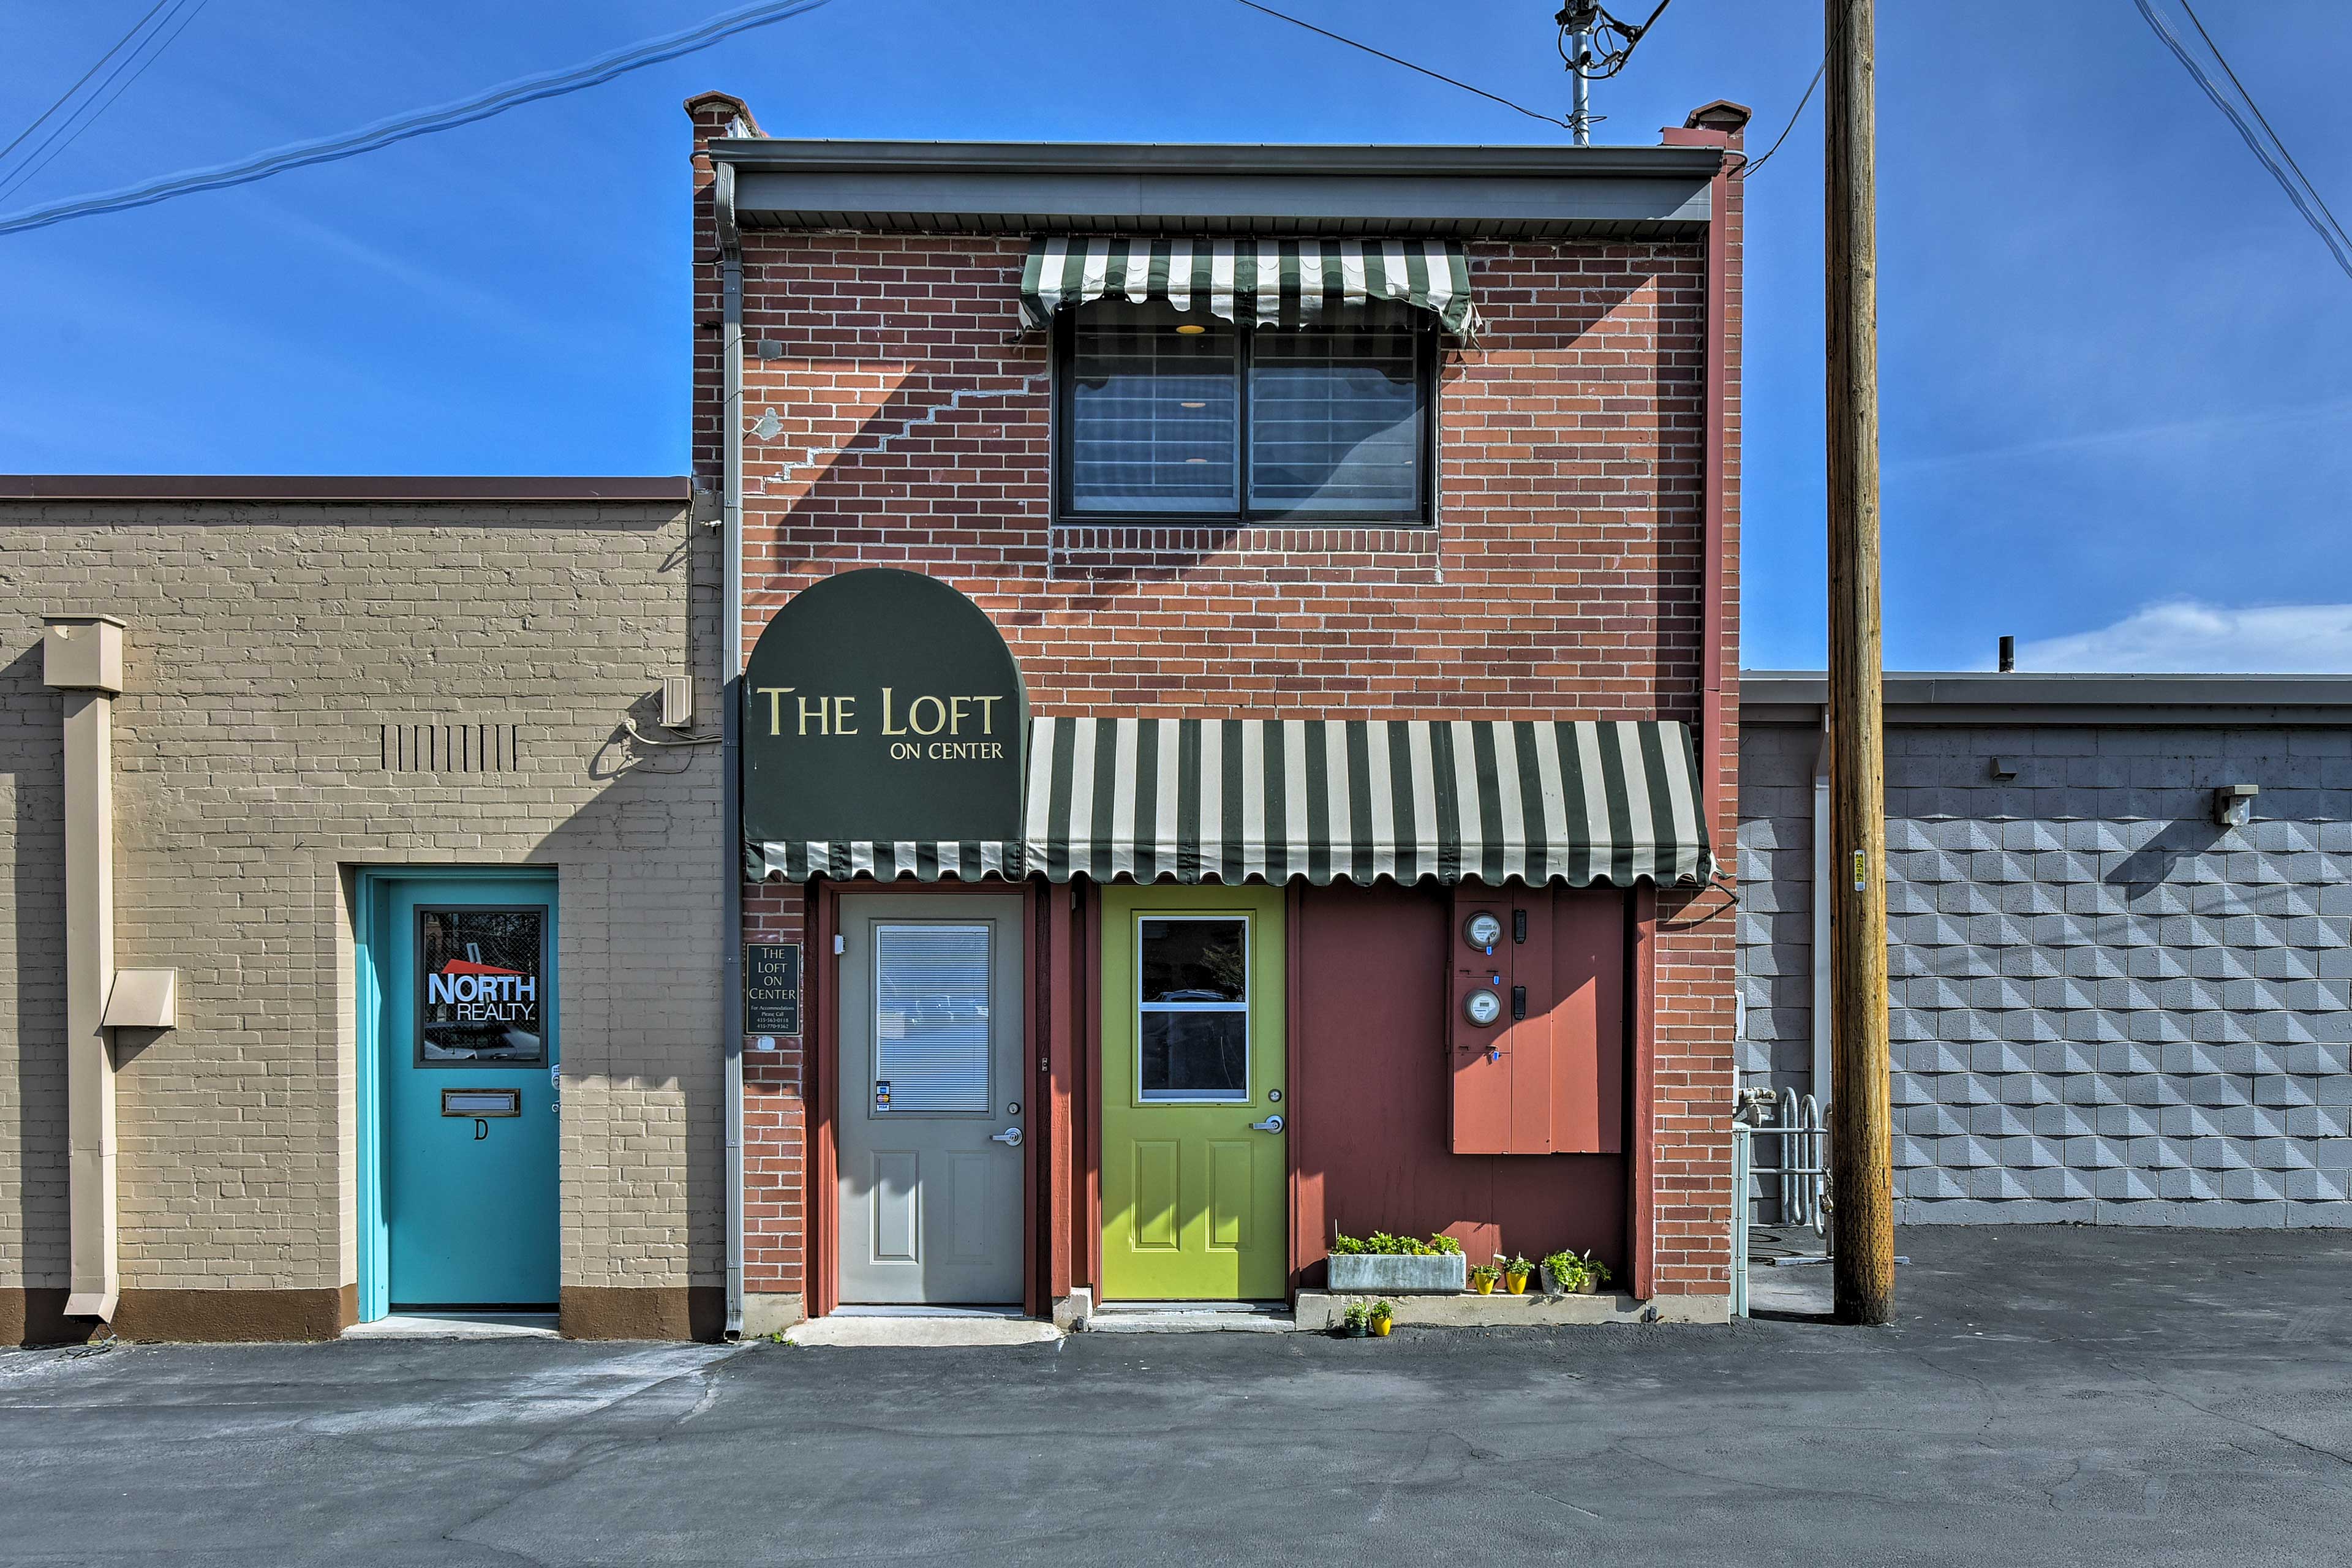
[442,1088,521,1118]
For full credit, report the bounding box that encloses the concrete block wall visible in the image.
[0,494,726,1339]
[1738,720,2352,1227]
[1735,724,1817,1096]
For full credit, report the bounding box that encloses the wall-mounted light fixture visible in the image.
[2212,783,2259,829]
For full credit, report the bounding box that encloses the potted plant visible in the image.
[1339,1302,1371,1338]
[1327,1231,1468,1295]
[1503,1254,1535,1295]
[1468,1260,1502,1295]
[1542,1249,1612,1296]
[1369,1300,1394,1337]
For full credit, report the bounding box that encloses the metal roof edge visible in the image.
[1741,670,2352,723]
[706,138,1724,179]
[0,476,694,503]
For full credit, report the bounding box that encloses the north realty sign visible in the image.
[742,568,1028,848]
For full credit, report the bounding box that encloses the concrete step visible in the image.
[1085,1303,1297,1334]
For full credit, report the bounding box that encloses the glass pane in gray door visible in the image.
[873,923,991,1112]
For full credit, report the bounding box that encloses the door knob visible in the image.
[1250,1115,1284,1134]
[990,1127,1023,1147]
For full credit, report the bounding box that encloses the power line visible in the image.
[1739,58,1823,178]
[0,0,213,206]
[0,0,178,167]
[2176,0,2350,266]
[2135,0,2352,282]
[0,0,834,239]
[1234,1,1570,130]
[1557,1,1675,83]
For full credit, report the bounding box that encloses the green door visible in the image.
[1099,886,1288,1301]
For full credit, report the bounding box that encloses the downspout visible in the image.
[1698,153,1730,845]
[717,158,747,1341]
[45,615,125,1324]
[1811,710,1832,1104]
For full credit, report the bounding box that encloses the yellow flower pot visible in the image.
[1372,1317,1392,1336]
[1472,1276,1496,1294]
[1506,1273,1529,1295]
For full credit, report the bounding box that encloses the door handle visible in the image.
[1250,1115,1284,1134]
[990,1127,1023,1147]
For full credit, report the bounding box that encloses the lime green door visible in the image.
[1100,886,1288,1301]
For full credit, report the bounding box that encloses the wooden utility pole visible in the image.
[1825,0,1894,1324]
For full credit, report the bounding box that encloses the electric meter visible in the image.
[1463,911,1503,949]
[1463,987,1503,1027]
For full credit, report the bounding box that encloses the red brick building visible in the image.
[691,91,1747,1331]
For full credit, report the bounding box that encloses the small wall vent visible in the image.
[381,723,522,773]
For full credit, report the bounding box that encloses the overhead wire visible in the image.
[0,0,213,206]
[2174,0,2350,270]
[2135,0,2352,282]
[0,0,179,167]
[0,0,834,238]
[1738,59,1823,178]
[1233,1,1571,130]
[1561,0,1675,83]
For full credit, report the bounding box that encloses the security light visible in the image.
[2212,783,2258,829]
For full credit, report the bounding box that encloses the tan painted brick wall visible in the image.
[0,497,724,1294]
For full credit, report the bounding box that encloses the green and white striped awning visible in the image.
[747,717,1710,888]
[1022,718,1709,888]
[1019,238,1480,340]
[750,838,1019,884]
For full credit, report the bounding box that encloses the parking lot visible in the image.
[3,1226,2347,1566]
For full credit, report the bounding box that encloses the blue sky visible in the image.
[3,0,2348,672]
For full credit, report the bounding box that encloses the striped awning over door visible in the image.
[1023,718,1711,888]
[749,838,1018,884]
[1019,238,1480,340]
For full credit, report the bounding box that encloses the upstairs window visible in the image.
[1060,299,1433,524]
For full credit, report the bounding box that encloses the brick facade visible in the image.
[0,493,724,1341]
[693,100,1743,1304]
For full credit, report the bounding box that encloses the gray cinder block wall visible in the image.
[0,480,726,1341]
[1739,675,2352,1229]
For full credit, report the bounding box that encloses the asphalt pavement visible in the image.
[3,1226,2348,1566]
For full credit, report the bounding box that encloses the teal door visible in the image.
[374,875,559,1309]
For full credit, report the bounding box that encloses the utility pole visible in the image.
[1825,0,1894,1325]
[1559,2,1597,147]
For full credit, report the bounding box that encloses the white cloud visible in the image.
[2015,600,2352,673]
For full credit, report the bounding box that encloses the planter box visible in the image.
[1540,1266,1601,1296]
[1327,1253,1466,1295]
[1295,1288,1725,1330]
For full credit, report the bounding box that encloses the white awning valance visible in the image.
[1018,238,1480,340]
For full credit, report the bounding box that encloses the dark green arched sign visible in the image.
[742,568,1028,847]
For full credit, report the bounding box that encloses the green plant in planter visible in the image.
[1543,1248,1613,1294]
[1331,1231,1464,1257]
[1368,1300,1394,1336]
[1468,1261,1502,1293]
[1340,1302,1372,1337]
[1503,1253,1535,1293]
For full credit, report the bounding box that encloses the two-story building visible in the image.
[691,92,1751,1332]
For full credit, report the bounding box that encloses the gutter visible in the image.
[704,137,1727,179]
[717,159,747,1341]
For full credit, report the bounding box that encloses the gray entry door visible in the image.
[837,892,1026,1304]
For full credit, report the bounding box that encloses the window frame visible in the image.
[1133,911,1253,1106]
[1053,303,1439,527]
[868,919,995,1117]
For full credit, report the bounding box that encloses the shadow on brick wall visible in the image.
[2,638,68,1289]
